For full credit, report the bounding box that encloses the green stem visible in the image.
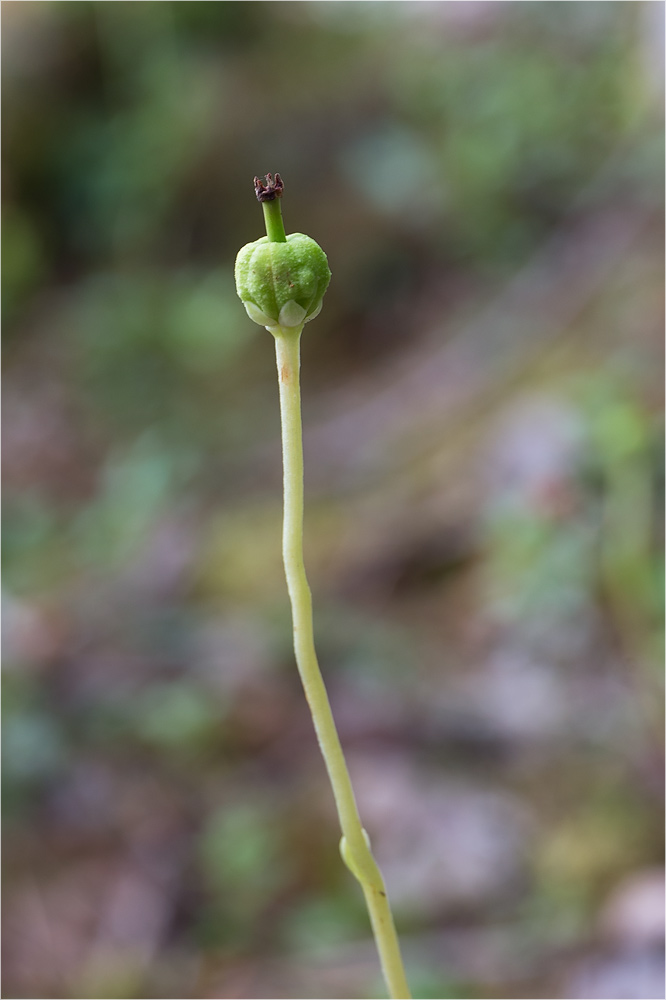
[273,327,411,1000]
[262,197,287,243]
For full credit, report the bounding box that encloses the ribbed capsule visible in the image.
[235,233,331,332]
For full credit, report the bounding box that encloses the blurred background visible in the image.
[2,3,664,998]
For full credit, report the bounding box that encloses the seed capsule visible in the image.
[235,233,331,333]
[235,173,331,334]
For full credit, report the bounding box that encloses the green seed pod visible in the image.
[235,234,331,331]
[234,173,331,333]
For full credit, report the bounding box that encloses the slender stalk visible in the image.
[273,327,411,1000]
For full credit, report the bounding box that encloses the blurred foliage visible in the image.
[3,3,663,999]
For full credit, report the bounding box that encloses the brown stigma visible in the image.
[254,172,284,202]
